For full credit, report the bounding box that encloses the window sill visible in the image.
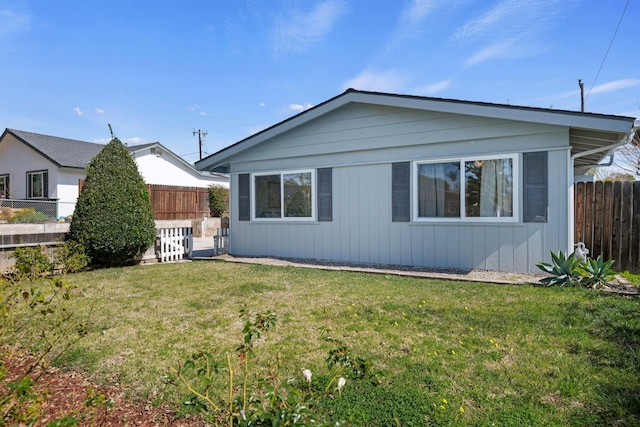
[250,219,319,224]
[409,220,528,227]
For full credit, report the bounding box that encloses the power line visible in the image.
[586,0,630,101]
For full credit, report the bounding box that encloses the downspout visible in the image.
[567,126,640,252]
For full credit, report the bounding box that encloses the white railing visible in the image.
[158,227,193,262]
[213,227,229,256]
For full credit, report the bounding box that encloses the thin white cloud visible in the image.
[379,0,438,61]
[452,0,570,66]
[199,111,207,116]
[451,0,521,43]
[414,79,453,96]
[290,103,313,112]
[342,69,409,93]
[0,7,30,38]
[465,39,517,66]
[271,0,347,56]
[400,0,436,27]
[590,79,640,95]
[259,102,266,107]
[95,108,105,114]
[554,79,640,99]
[73,107,83,116]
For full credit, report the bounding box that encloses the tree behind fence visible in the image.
[574,181,640,273]
[148,184,211,220]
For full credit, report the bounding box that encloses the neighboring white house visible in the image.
[195,89,637,274]
[0,128,228,218]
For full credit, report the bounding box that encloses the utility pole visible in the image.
[193,129,208,160]
[578,79,585,112]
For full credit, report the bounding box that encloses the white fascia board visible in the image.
[350,92,635,134]
[195,89,636,172]
[195,95,353,171]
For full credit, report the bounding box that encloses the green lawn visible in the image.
[46,261,640,425]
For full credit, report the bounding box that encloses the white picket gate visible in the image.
[158,227,193,262]
[213,228,229,256]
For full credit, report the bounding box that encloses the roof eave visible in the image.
[194,89,637,172]
[3,129,65,168]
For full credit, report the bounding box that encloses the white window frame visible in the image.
[413,154,519,223]
[27,170,48,199]
[251,169,316,221]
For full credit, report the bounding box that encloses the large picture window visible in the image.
[27,170,48,199]
[415,155,516,221]
[253,170,314,220]
[0,174,9,198]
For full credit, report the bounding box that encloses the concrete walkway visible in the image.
[192,236,216,258]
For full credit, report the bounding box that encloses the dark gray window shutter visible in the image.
[317,168,332,221]
[43,172,48,198]
[392,162,410,222]
[238,173,250,221]
[523,152,547,222]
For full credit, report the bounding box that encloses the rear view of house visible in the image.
[195,89,637,274]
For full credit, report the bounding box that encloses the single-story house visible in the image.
[195,89,637,274]
[0,128,228,218]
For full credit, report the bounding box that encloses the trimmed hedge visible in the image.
[69,134,156,266]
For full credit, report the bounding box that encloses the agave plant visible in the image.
[578,255,616,289]
[536,250,584,287]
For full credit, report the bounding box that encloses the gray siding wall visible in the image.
[227,103,571,274]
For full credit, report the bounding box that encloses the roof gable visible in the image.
[1,128,104,169]
[195,89,637,173]
[127,141,228,180]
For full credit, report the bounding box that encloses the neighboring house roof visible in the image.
[2,128,104,169]
[127,141,228,180]
[2,128,227,180]
[195,88,637,174]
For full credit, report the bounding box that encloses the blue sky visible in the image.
[1,0,638,163]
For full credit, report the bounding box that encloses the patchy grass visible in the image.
[37,261,640,425]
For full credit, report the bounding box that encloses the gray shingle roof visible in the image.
[3,128,105,169]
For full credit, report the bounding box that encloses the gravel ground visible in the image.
[204,254,547,285]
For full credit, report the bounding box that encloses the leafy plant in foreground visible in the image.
[0,272,91,425]
[9,246,52,279]
[536,250,584,287]
[171,307,358,426]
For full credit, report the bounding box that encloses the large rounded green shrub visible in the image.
[69,132,156,266]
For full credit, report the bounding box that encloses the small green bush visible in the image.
[7,209,48,224]
[69,128,156,266]
[208,185,228,217]
[53,240,91,274]
[10,245,52,278]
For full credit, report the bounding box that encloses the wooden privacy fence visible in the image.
[79,181,213,220]
[574,181,640,273]
[148,185,210,220]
